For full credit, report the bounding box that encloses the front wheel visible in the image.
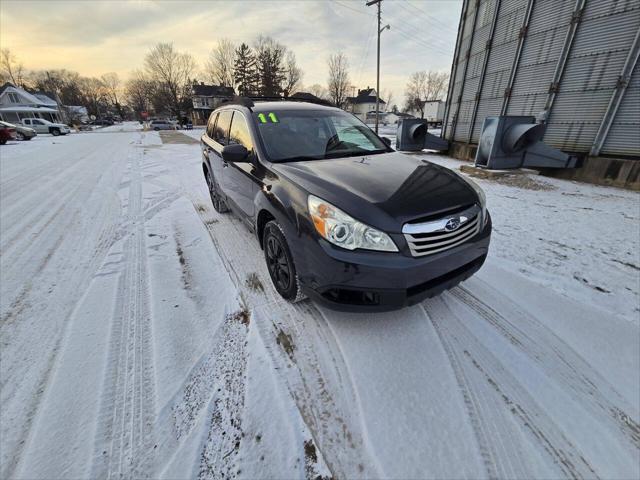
[51,128,60,136]
[16,132,25,141]
[205,169,229,213]
[263,221,305,303]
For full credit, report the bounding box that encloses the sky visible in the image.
[0,0,463,106]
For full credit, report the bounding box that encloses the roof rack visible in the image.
[220,95,334,110]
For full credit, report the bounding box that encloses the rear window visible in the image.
[206,112,218,138]
[213,110,232,145]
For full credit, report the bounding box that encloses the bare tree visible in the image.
[0,49,25,86]
[307,83,328,99]
[144,42,196,118]
[404,70,449,118]
[144,43,196,117]
[101,72,123,117]
[205,39,235,87]
[125,70,154,119]
[79,77,107,117]
[327,53,350,108]
[283,51,302,95]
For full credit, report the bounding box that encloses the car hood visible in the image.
[271,152,478,232]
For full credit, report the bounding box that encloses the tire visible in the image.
[51,128,60,136]
[263,220,305,303]
[0,139,6,145]
[205,168,229,213]
[16,132,25,141]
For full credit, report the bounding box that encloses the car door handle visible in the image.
[222,162,229,168]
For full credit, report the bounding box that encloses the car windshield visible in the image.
[253,109,389,162]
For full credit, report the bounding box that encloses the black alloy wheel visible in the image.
[266,235,291,292]
[206,169,228,213]
[263,221,303,302]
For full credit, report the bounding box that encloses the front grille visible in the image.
[403,204,481,257]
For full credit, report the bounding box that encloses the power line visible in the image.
[332,0,375,17]
[355,16,378,86]
[404,0,458,34]
[390,2,458,51]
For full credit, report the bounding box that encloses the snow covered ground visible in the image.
[1,123,638,479]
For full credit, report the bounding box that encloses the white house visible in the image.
[0,83,63,124]
[191,83,235,125]
[345,87,386,122]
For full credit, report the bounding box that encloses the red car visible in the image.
[0,123,16,145]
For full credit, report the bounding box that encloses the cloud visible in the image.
[0,0,462,103]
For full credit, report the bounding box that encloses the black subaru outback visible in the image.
[201,98,491,311]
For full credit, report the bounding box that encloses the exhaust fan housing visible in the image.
[475,116,577,169]
[396,118,449,152]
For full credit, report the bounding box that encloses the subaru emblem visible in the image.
[445,218,461,232]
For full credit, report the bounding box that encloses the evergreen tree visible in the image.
[254,36,286,97]
[233,43,257,96]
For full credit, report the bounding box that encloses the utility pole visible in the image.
[366,0,389,133]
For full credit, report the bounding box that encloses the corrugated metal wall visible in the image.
[443,0,640,158]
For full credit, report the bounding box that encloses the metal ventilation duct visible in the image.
[475,116,578,169]
[396,119,449,152]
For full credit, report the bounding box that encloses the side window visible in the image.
[206,112,218,138]
[213,110,232,145]
[228,112,253,151]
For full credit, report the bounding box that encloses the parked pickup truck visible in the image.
[21,118,71,136]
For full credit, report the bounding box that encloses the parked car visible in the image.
[0,120,36,141]
[21,118,71,136]
[150,119,176,131]
[201,99,491,311]
[0,123,16,144]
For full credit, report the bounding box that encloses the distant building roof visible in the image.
[346,87,386,105]
[33,92,58,106]
[0,82,45,106]
[192,83,235,97]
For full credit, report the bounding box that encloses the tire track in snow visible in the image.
[0,137,128,478]
[159,138,376,477]
[451,284,640,449]
[195,310,250,480]
[193,208,375,478]
[91,146,156,479]
[423,297,598,479]
[139,307,251,479]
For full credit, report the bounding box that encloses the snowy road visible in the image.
[1,126,638,479]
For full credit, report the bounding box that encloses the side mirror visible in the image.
[221,143,248,162]
[381,137,392,148]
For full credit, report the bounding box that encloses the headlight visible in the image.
[308,195,398,252]
[455,172,487,224]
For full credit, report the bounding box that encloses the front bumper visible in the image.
[294,214,491,312]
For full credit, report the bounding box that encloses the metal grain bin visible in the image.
[443,0,640,161]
